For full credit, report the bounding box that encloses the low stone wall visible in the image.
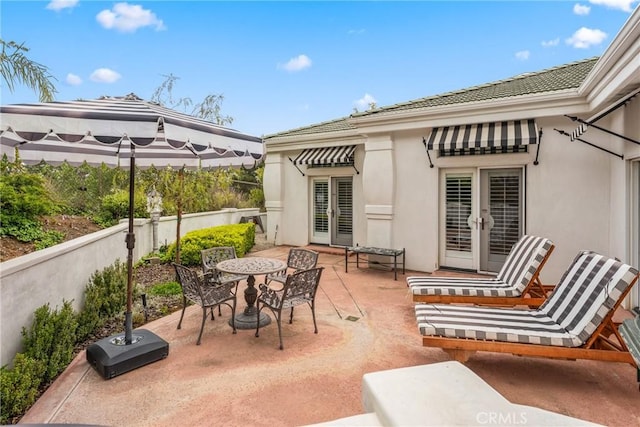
[0,208,264,366]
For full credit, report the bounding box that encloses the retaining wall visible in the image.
[0,208,264,366]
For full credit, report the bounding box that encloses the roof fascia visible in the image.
[579,7,640,106]
[348,90,588,134]
[265,131,364,153]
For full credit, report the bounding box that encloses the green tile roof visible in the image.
[264,116,354,139]
[266,57,598,139]
[362,57,598,115]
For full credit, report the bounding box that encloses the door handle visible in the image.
[478,217,484,230]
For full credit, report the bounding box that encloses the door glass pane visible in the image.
[313,181,328,234]
[489,173,521,255]
[445,175,472,252]
[336,179,352,235]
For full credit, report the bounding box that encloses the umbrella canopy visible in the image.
[0,93,264,344]
[0,93,263,168]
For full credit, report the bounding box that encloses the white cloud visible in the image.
[66,73,83,86]
[96,3,166,33]
[90,68,122,83]
[566,27,608,48]
[515,50,530,60]
[588,0,638,12]
[354,93,377,111]
[573,3,591,14]
[541,38,560,47]
[46,0,78,11]
[278,54,312,72]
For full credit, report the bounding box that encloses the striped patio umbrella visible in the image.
[0,93,264,346]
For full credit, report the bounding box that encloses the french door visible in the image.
[440,167,524,272]
[311,177,353,246]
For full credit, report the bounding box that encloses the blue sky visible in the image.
[1,1,638,137]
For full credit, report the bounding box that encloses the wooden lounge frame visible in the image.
[412,245,555,308]
[422,273,639,365]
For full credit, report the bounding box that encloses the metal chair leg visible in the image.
[177,296,187,329]
[197,307,207,345]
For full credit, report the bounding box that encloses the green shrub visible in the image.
[0,171,61,240]
[148,281,181,297]
[76,260,127,341]
[96,189,146,227]
[21,301,78,385]
[163,223,255,265]
[36,162,127,216]
[0,353,46,424]
[33,230,65,250]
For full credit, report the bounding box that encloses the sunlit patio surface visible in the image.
[20,245,639,426]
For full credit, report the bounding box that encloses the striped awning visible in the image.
[569,87,640,144]
[293,145,356,165]
[426,119,538,151]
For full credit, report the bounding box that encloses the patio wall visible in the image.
[0,208,264,367]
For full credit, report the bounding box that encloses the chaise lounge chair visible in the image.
[407,235,555,307]
[415,250,639,364]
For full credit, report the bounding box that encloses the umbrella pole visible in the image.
[125,146,136,345]
[86,143,168,379]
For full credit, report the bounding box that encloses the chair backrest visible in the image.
[201,246,238,275]
[280,267,324,307]
[540,251,639,343]
[173,263,203,303]
[495,235,554,291]
[287,248,319,271]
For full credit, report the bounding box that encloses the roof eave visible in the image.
[579,7,640,106]
[264,129,364,152]
[347,89,589,133]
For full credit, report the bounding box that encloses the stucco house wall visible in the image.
[264,8,639,307]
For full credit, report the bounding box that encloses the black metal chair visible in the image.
[201,246,247,315]
[201,246,248,284]
[265,247,319,289]
[255,267,324,350]
[173,263,238,345]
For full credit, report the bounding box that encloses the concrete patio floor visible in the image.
[19,245,639,426]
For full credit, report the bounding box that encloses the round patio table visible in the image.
[216,257,287,330]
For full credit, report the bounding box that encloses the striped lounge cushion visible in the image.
[407,235,553,297]
[415,251,639,347]
[540,251,639,343]
[416,304,575,346]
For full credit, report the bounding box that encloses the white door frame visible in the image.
[478,166,525,273]
[309,175,354,246]
[310,177,330,245]
[439,169,477,270]
[439,165,525,272]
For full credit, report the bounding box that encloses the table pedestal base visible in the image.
[230,308,271,330]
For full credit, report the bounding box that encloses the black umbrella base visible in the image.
[86,329,169,379]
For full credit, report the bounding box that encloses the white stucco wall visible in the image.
[263,153,285,245]
[393,129,439,273]
[526,117,612,281]
[281,156,310,246]
[264,144,366,248]
[0,207,260,367]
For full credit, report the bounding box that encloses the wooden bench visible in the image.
[345,246,405,280]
